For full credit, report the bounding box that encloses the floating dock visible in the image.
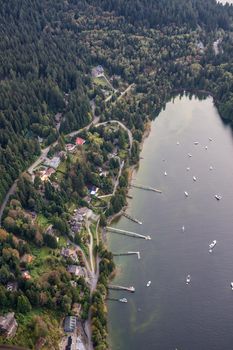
[122,212,142,225]
[113,251,141,259]
[108,284,135,292]
[131,183,162,193]
[106,226,151,240]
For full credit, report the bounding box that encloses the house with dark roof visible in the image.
[64,316,77,333]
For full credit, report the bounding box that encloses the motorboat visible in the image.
[188,153,192,157]
[194,141,199,145]
[209,137,213,141]
[205,146,208,150]
[177,141,180,145]
[209,240,217,253]
[186,167,190,171]
[184,191,189,197]
[193,176,197,181]
[164,171,167,176]
[231,282,233,290]
[209,166,213,170]
[186,275,191,284]
[147,281,151,287]
[182,226,185,232]
[119,298,128,303]
[214,195,222,200]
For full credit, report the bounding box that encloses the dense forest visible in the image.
[0,0,233,205]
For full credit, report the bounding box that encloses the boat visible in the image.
[188,153,192,157]
[209,240,217,253]
[209,166,213,170]
[182,225,185,232]
[193,176,197,181]
[119,298,128,303]
[214,195,222,200]
[164,171,167,176]
[194,141,199,145]
[205,146,208,150]
[186,167,190,171]
[184,191,189,197]
[186,275,191,284]
[231,282,233,290]
[177,141,180,145]
[209,137,213,141]
[146,281,151,287]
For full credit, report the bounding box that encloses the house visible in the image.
[89,186,99,196]
[40,167,56,182]
[66,144,76,153]
[61,248,78,262]
[44,156,61,169]
[75,137,86,146]
[20,254,33,264]
[22,271,31,280]
[0,313,18,338]
[67,265,85,277]
[64,316,77,333]
[6,282,18,292]
[91,65,104,78]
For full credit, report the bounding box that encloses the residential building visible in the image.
[44,156,61,169]
[6,282,18,292]
[67,265,85,277]
[0,313,18,338]
[64,316,77,333]
[66,144,76,153]
[75,137,86,146]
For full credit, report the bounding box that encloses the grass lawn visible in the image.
[29,246,54,279]
[36,214,50,229]
[93,76,112,90]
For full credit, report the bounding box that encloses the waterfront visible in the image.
[107,94,233,350]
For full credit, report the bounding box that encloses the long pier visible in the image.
[108,284,135,292]
[113,251,141,259]
[106,226,151,240]
[131,183,162,193]
[122,212,142,225]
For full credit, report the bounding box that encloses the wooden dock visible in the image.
[106,226,151,240]
[131,183,162,193]
[122,212,142,225]
[113,251,141,259]
[108,284,135,292]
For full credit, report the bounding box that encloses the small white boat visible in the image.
[119,298,128,303]
[193,176,197,181]
[186,275,191,284]
[184,191,189,197]
[209,166,213,170]
[231,282,233,290]
[188,153,192,157]
[194,141,199,145]
[186,167,190,171]
[214,195,222,200]
[209,137,213,141]
[209,240,217,253]
[164,171,167,176]
[177,141,180,145]
[182,225,185,232]
[205,146,208,150]
[146,281,151,287]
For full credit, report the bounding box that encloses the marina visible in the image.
[108,95,233,350]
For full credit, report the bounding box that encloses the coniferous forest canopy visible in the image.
[0,0,233,205]
[0,0,233,348]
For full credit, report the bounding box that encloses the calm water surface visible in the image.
[107,95,233,350]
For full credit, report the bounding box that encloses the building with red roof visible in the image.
[75,137,86,146]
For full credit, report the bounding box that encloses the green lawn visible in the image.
[36,214,50,229]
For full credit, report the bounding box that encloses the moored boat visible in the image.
[119,298,128,303]
[193,176,197,181]
[184,191,189,197]
[214,195,222,200]
[209,240,217,253]
[146,281,151,287]
[186,275,191,284]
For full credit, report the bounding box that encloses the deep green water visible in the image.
[107,94,233,350]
